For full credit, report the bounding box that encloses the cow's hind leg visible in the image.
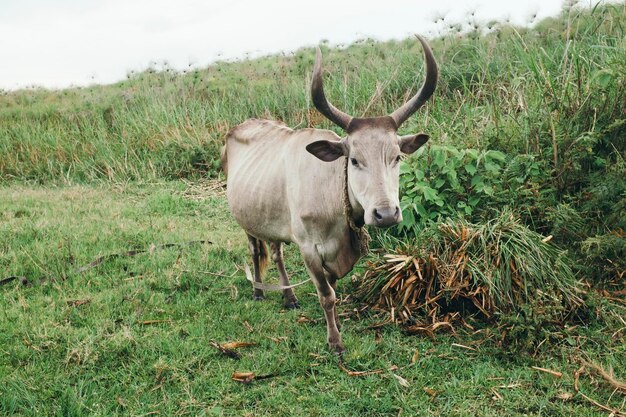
[270,242,299,309]
[247,234,269,300]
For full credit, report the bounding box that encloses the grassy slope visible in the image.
[1,4,623,184]
[1,183,624,416]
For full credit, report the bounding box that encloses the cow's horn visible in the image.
[390,35,438,128]
[311,47,352,130]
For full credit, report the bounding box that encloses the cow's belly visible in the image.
[226,172,293,243]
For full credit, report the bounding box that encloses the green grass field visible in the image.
[1,182,624,416]
[1,2,624,416]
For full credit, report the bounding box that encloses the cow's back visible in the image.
[223,119,346,246]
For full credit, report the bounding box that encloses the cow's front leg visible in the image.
[301,247,344,354]
[328,275,341,331]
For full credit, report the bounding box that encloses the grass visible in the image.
[0,2,624,415]
[1,182,624,416]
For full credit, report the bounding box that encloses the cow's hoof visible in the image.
[252,294,265,301]
[284,300,300,309]
[330,342,346,356]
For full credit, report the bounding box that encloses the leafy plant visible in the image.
[581,232,626,282]
[398,145,507,234]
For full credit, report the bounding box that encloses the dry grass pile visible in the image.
[356,211,584,334]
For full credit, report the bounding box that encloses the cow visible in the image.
[222,36,437,354]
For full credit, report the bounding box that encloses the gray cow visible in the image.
[222,36,437,354]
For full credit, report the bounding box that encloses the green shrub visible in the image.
[580,233,626,282]
[398,145,507,234]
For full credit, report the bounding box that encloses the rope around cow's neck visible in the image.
[342,156,371,257]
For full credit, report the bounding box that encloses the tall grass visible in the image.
[1,2,623,184]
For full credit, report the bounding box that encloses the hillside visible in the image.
[1,3,623,184]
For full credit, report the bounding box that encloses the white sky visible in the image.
[0,0,580,90]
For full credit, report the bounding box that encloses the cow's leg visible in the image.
[328,274,341,330]
[301,247,344,354]
[247,234,268,300]
[270,242,300,309]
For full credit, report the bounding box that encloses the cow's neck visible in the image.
[342,156,370,256]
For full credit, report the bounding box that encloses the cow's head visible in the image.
[306,36,438,228]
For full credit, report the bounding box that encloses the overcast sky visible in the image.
[0,0,587,90]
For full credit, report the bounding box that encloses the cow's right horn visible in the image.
[311,47,353,131]
[389,35,438,128]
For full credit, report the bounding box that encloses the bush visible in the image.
[581,233,626,283]
[398,145,507,234]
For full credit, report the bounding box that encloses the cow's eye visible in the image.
[350,158,359,167]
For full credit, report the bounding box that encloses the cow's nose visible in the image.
[372,206,400,228]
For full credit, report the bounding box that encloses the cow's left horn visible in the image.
[311,47,352,131]
[390,35,438,128]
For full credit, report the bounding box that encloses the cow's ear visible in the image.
[399,133,429,154]
[306,140,346,162]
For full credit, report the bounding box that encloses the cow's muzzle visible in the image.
[371,205,401,228]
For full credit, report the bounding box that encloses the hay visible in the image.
[355,210,583,331]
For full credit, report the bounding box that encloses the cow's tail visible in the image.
[220,144,228,178]
[247,235,269,279]
[258,240,269,277]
